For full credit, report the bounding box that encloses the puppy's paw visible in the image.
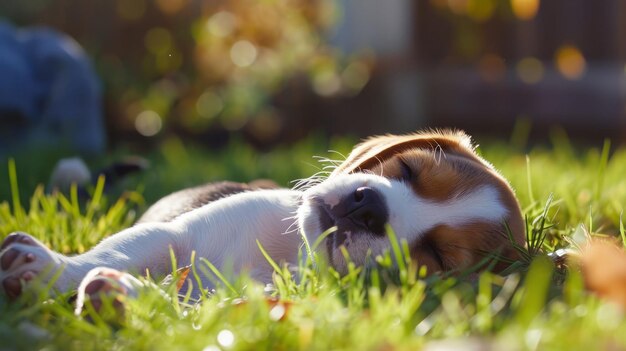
[0,232,64,299]
[74,267,143,318]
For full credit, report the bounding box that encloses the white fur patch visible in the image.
[301,174,507,240]
[384,180,509,242]
[298,173,508,273]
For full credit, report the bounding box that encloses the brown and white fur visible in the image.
[0,130,525,310]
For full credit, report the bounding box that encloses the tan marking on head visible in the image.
[334,130,526,267]
[411,222,523,275]
[331,130,485,176]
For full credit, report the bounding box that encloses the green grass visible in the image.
[2,133,626,350]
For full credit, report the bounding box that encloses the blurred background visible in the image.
[2,0,624,156]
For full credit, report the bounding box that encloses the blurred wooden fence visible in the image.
[3,0,626,144]
[410,0,626,141]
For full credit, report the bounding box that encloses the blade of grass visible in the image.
[593,138,610,203]
[8,159,25,225]
[199,258,237,295]
[514,256,553,326]
[526,155,535,206]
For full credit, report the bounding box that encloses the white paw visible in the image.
[0,232,63,299]
[74,267,143,316]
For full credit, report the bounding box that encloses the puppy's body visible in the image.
[2,189,301,294]
[138,180,281,223]
[0,130,525,300]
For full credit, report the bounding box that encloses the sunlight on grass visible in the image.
[2,135,626,349]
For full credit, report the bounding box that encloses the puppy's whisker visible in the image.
[281,217,301,235]
[327,149,348,161]
[290,170,330,191]
[282,225,300,236]
[313,152,346,171]
[281,213,298,221]
[312,156,336,163]
[291,177,323,191]
[312,155,344,166]
[309,170,329,178]
[301,161,325,173]
[434,144,447,165]
[290,176,319,188]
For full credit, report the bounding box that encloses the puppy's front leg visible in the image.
[0,223,181,299]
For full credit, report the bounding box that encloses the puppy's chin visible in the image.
[297,174,392,274]
[299,203,389,275]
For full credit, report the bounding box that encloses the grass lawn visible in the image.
[1,133,626,350]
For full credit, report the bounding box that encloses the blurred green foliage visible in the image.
[0,134,356,207]
[1,0,371,144]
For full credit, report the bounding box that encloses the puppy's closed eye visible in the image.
[411,239,446,273]
[423,240,445,270]
[394,158,415,182]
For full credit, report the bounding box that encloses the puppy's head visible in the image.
[297,130,524,275]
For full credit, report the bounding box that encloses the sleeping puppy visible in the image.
[0,130,525,308]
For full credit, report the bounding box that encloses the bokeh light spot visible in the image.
[207,11,237,38]
[217,329,235,348]
[341,62,370,93]
[230,40,258,68]
[467,0,495,22]
[155,0,187,15]
[313,70,341,97]
[555,45,586,80]
[516,57,544,84]
[135,110,163,136]
[269,303,286,321]
[196,91,224,119]
[511,0,540,20]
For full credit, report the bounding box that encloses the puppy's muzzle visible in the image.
[323,187,389,236]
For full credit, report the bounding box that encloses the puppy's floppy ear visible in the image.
[331,130,485,176]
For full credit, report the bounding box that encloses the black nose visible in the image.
[331,187,389,234]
